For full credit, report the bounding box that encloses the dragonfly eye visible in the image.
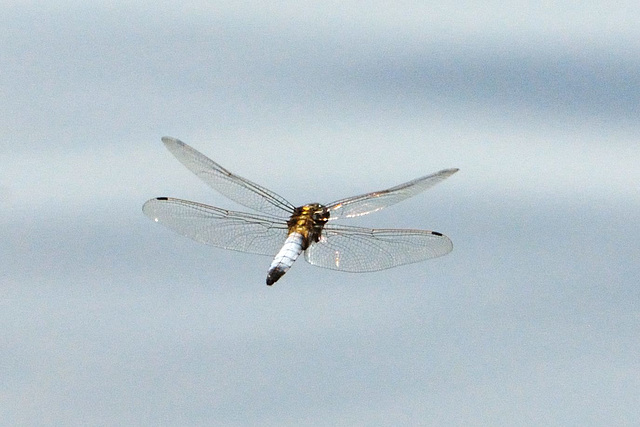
[312,207,330,223]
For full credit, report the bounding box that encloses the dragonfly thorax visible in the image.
[287,203,330,250]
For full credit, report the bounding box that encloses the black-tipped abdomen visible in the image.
[266,268,286,286]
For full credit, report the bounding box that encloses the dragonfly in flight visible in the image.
[143,137,458,286]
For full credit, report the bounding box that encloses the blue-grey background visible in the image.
[2,2,639,425]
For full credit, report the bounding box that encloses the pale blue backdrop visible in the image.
[2,2,639,425]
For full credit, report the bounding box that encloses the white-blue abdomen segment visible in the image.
[269,232,304,272]
[266,232,304,285]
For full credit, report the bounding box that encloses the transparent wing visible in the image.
[304,223,453,272]
[143,197,289,256]
[161,137,295,217]
[326,168,458,220]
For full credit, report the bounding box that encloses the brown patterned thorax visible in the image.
[286,203,330,250]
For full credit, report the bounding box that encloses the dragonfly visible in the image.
[143,137,458,286]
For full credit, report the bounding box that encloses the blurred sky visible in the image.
[2,2,639,425]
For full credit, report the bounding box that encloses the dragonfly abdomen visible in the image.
[267,232,305,286]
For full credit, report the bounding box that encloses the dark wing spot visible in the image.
[432,231,443,236]
[156,197,169,201]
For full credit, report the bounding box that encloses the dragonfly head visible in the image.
[291,203,330,224]
[310,204,330,224]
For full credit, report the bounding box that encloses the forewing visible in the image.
[143,197,288,256]
[162,137,295,216]
[304,223,453,272]
[326,168,458,220]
